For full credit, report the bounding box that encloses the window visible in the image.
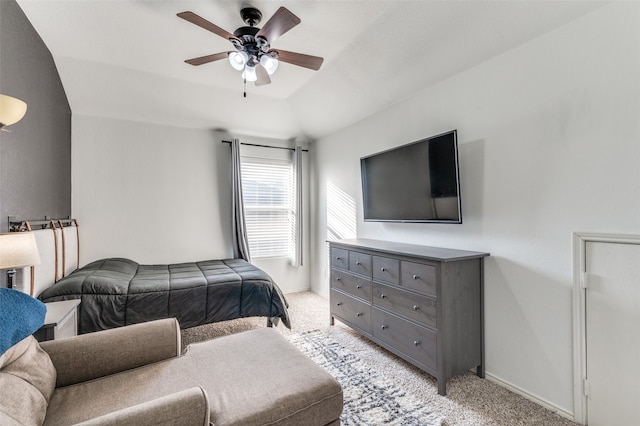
[241,156,295,258]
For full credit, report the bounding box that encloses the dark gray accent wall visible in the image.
[0,0,71,232]
[0,0,71,286]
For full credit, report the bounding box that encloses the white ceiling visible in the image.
[16,0,606,140]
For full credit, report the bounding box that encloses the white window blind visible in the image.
[241,157,294,258]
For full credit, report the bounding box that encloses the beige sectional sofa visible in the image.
[1,318,343,425]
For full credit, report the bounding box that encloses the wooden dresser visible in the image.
[329,238,489,395]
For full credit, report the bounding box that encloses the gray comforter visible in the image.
[38,258,290,334]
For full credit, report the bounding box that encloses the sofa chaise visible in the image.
[0,289,343,425]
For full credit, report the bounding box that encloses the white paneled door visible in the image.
[584,240,640,425]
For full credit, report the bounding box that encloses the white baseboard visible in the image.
[283,286,313,294]
[485,372,574,421]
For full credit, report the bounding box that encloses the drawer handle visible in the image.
[336,277,341,282]
[413,340,421,347]
[356,285,362,289]
[380,294,387,299]
[381,324,388,330]
[356,261,361,266]
[336,302,343,306]
[381,267,387,272]
[336,256,342,260]
[356,312,363,317]
[413,274,419,280]
[413,305,420,311]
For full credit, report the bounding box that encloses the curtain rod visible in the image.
[222,140,308,152]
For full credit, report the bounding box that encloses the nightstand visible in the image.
[34,299,81,342]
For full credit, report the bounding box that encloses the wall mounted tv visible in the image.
[360,130,462,223]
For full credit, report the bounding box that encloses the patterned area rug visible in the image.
[287,331,445,426]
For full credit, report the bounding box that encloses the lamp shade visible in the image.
[228,51,248,71]
[0,232,41,270]
[242,65,257,82]
[260,55,279,75]
[0,94,28,128]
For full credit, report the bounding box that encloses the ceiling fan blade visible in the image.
[255,65,271,86]
[272,49,324,71]
[255,7,301,43]
[177,11,239,42]
[185,52,230,66]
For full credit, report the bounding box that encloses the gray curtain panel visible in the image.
[292,146,303,267]
[231,139,251,262]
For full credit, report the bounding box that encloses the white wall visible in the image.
[311,2,640,418]
[72,115,311,293]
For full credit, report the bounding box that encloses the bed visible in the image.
[11,219,290,334]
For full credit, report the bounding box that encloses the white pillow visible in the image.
[0,336,57,425]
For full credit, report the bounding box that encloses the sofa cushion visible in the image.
[0,335,57,425]
[45,328,342,426]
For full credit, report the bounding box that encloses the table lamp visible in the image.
[0,232,41,289]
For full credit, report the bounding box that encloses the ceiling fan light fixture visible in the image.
[260,55,279,75]
[228,51,248,71]
[242,65,257,82]
[179,6,324,93]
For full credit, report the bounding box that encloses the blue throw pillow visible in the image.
[0,288,46,356]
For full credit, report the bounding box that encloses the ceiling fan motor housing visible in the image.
[232,27,263,66]
[233,26,259,39]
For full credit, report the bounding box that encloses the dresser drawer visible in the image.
[401,261,437,295]
[331,269,372,302]
[373,282,436,328]
[372,307,437,370]
[349,251,372,277]
[331,247,349,270]
[331,289,371,333]
[373,256,400,285]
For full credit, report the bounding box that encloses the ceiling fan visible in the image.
[177,6,324,88]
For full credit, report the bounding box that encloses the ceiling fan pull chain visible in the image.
[243,77,247,98]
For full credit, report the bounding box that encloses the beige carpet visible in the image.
[182,291,577,426]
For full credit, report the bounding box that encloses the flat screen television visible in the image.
[360,130,462,223]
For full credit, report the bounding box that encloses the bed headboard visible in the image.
[9,219,79,297]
